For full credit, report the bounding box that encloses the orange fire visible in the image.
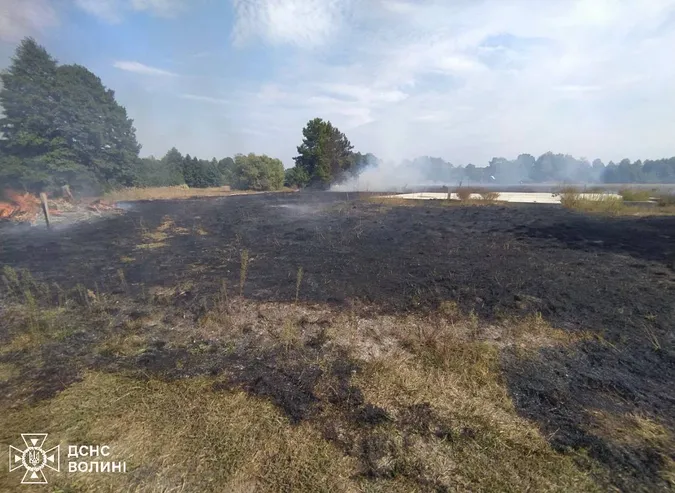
[0,189,43,221]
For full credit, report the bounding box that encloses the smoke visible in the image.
[332,153,609,192]
[332,159,451,192]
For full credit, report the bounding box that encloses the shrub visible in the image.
[456,188,472,201]
[586,195,624,215]
[560,188,624,215]
[619,189,652,201]
[231,154,285,191]
[558,187,582,208]
[479,191,500,202]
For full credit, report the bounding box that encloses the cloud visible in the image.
[73,0,123,22]
[100,0,675,169]
[74,0,187,22]
[113,61,177,76]
[130,0,186,17]
[216,0,675,166]
[180,94,230,105]
[231,0,351,47]
[0,0,59,41]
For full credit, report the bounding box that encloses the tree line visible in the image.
[377,154,675,185]
[135,149,284,191]
[1,37,674,195]
[0,38,286,193]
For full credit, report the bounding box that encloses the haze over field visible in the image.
[1,0,675,170]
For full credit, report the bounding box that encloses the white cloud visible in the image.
[73,0,123,22]
[217,0,675,166]
[232,0,351,47]
[130,0,186,17]
[113,61,177,76]
[379,1,417,15]
[180,94,230,105]
[0,0,58,41]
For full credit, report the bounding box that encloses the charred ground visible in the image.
[0,191,674,492]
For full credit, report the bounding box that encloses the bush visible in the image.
[479,191,500,201]
[456,188,472,201]
[560,188,624,215]
[284,166,310,188]
[231,153,284,191]
[559,187,582,208]
[619,189,652,201]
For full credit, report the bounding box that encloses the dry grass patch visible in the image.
[188,300,603,491]
[619,188,653,201]
[0,331,45,354]
[351,348,602,492]
[195,225,209,236]
[0,303,74,353]
[156,215,190,235]
[561,187,675,216]
[453,188,501,203]
[588,410,672,449]
[559,188,624,215]
[0,281,651,492]
[586,410,675,485]
[366,196,503,211]
[0,362,18,382]
[630,205,675,216]
[656,193,675,206]
[560,188,624,215]
[96,333,147,358]
[103,185,258,202]
[135,241,167,250]
[136,215,193,250]
[366,196,426,208]
[0,372,357,493]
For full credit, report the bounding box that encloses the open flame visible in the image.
[0,189,41,220]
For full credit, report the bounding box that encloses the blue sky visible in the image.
[1,0,675,167]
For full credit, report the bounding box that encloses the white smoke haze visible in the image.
[331,153,610,192]
[332,161,448,192]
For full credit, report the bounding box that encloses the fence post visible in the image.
[39,192,50,229]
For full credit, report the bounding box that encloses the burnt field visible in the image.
[1,191,674,492]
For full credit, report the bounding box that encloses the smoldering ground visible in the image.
[0,191,673,492]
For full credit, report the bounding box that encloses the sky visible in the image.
[1,0,675,168]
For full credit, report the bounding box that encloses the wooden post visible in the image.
[39,192,50,229]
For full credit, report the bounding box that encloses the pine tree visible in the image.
[0,38,67,190]
[0,37,142,191]
[292,118,354,188]
[54,64,141,188]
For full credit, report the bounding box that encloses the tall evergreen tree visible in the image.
[134,148,185,186]
[293,118,354,188]
[218,157,235,185]
[0,38,141,191]
[0,38,67,190]
[54,64,141,188]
